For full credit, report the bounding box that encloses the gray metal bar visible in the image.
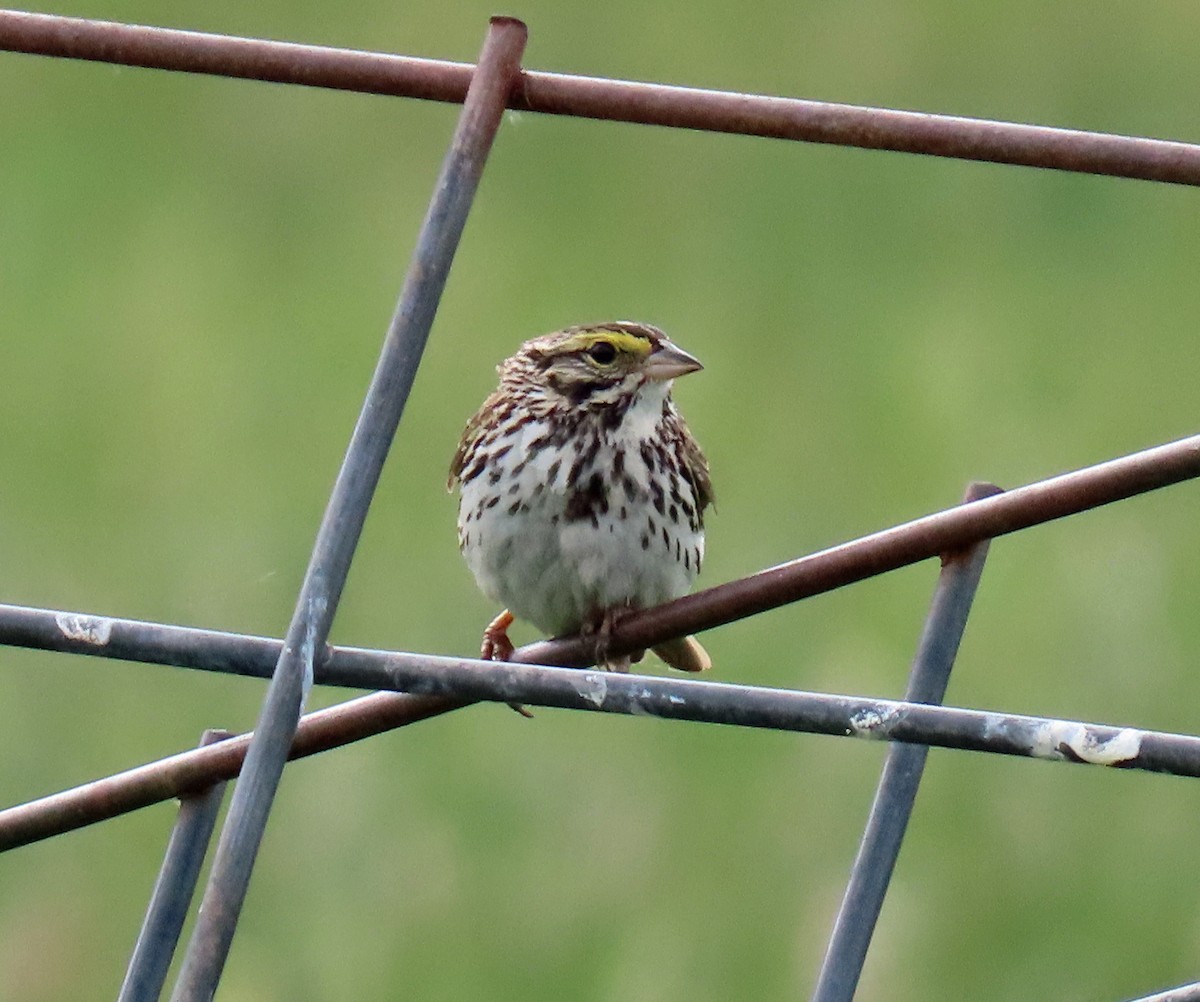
[2,431,1200,683]
[2,9,1200,185]
[1124,983,1200,1002]
[3,658,1199,853]
[167,18,528,1001]
[118,730,232,1002]
[811,483,999,1002]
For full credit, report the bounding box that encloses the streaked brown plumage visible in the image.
[449,321,713,672]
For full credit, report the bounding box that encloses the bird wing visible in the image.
[678,418,715,514]
[447,390,501,491]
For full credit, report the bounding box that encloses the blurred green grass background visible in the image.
[2,2,1200,999]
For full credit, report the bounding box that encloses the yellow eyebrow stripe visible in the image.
[558,330,652,358]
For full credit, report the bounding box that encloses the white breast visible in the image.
[457,384,703,637]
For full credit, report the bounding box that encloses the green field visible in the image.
[2,3,1199,999]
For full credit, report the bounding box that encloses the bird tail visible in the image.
[652,635,712,673]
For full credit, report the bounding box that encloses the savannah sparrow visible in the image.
[449,321,713,673]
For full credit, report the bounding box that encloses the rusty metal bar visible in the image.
[812,483,997,1002]
[4,656,1200,852]
[4,10,1195,999]
[0,434,1197,852]
[0,690,453,852]
[1,9,1199,184]
[118,730,232,1002]
[167,18,528,1001]
[519,432,1200,668]
[0,9,474,97]
[2,433,1199,685]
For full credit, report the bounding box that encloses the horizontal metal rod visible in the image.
[1,433,1198,850]
[1,9,1198,184]
[2,648,1200,852]
[348,655,1200,780]
[3,433,1197,684]
[519,431,1200,667]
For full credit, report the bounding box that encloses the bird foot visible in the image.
[586,607,646,673]
[481,609,515,662]
[479,610,533,719]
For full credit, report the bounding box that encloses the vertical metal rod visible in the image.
[118,730,233,1002]
[811,482,1001,1002]
[168,18,528,1001]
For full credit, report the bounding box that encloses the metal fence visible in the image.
[1,9,1199,1002]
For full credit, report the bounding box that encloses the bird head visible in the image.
[505,321,703,407]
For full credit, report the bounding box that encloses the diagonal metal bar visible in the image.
[4,657,1200,853]
[0,690,451,852]
[811,483,998,1002]
[0,433,1197,852]
[1124,983,1200,1002]
[4,12,1196,999]
[167,18,528,1001]
[1,432,1198,685]
[1,9,1199,185]
[519,431,1200,667]
[118,729,232,1002]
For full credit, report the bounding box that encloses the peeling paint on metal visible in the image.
[299,595,327,703]
[576,672,607,708]
[54,612,113,646]
[1030,721,1143,766]
[1067,726,1142,765]
[628,688,659,717]
[849,705,898,738]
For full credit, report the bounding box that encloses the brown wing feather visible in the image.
[677,417,714,515]
[447,390,501,491]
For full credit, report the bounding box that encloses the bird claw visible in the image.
[480,612,515,662]
[588,607,645,673]
[479,609,532,718]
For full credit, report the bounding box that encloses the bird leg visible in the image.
[480,609,515,662]
[587,606,646,673]
[479,609,533,719]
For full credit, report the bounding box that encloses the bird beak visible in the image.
[644,340,704,381]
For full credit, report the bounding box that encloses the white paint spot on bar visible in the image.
[300,595,327,705]
[55,613,112,646]
[576,672,607,708]
[628,687,661,716]
[849,705,898,738]
[1029,721,1143,766]
[1066,726,1143,765]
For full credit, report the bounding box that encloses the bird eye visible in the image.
[586,341,618,365]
